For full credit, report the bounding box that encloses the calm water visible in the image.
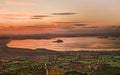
[7,37,120,51]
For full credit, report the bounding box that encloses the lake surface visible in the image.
[7,37,120,51]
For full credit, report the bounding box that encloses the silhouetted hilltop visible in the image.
[0,47,58,58]
[0,46,120,58]
[0,39,11,48]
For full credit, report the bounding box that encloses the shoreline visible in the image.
[0,47,120,58]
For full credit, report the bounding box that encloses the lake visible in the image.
[7,37,120,51]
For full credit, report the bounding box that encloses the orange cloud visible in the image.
[5,0,36,6]
[0,8,39,21]
[0,8,15,14]
[0,13,31,22]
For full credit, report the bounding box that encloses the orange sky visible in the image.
[0,0,120,35]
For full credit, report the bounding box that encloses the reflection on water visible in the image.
[7,37,120,51]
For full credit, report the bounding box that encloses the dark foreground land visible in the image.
[0,47,120,75]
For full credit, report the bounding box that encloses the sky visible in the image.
[0,0,120,35]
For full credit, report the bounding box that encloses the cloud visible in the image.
[0,8,15,14]
[52,13,76,15]
[31,15,51,19]
[60,26,75,30]
[0,9,51,20]
[23,25,55,28]
[5,0,36,6]
[0,8,50,20]
[83,26,98,28]
[53,22,80,24]
[32,15,51,17]
[73,24,98,28]
[74,24,87,26]
[31,17,42,19]
[111,25,120,28]
[0,13,30,21]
